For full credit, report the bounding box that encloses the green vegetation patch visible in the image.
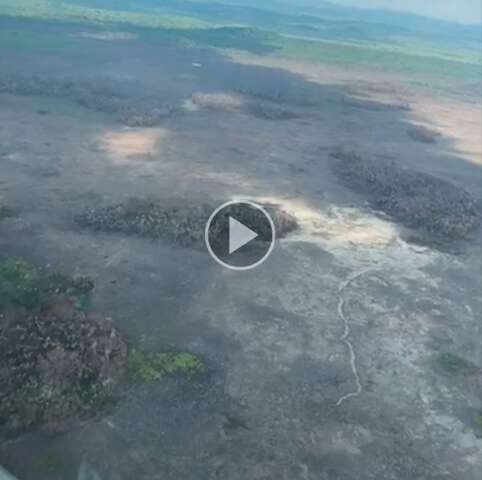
[0,0,206,30]
[476,412,482,430]
[437,352,480,376]
[0,258,93,310]
[34,451,65,475]
[0,203,14,220]
[0,258,127,435]
[180,26,278,54]
[127,350,205,384]
[0,258,210,435]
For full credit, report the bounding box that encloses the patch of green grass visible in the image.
[138,25,278,54]
[0,0,206,29]
[0,204,14,220]
[471,411,482,438]
[127,349,205,384]
[0,258,94,310]
[34,451,65,475]
[477,413,482,429]
[270,35,481,91]
[437,352,480,376]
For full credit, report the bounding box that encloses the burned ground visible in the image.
[0,75,174,127]
[0,16,481,480]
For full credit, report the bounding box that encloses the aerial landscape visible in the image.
[0,1,481,479]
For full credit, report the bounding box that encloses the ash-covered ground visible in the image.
[0,18,481,480]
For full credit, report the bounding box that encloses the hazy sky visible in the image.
[332,0,482,23]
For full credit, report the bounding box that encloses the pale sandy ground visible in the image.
[0,28,481,480]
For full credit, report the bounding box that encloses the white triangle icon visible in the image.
[229,217,258,254]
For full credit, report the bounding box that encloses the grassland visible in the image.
[0,0,207,29]
[0,0,480,93]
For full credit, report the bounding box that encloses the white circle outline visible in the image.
[205,200,276,271]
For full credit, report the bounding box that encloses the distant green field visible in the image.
[0,0,207,28]
[272,36,481,90]
[0,0,480,94]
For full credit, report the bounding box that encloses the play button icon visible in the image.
[205,201,276,270]
[229,217,258,254]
